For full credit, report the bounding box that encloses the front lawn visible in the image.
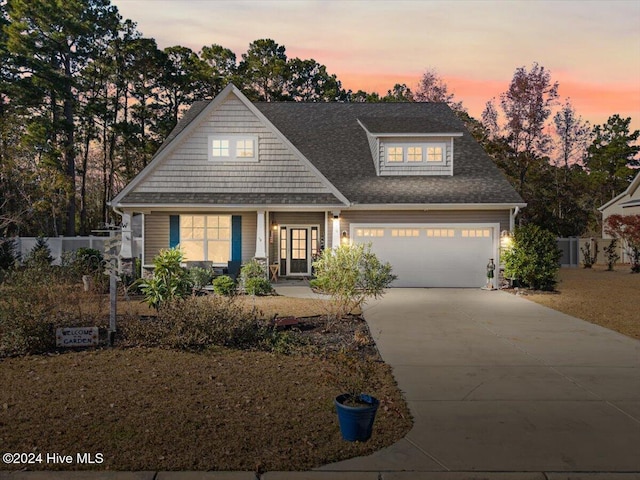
[519,265,640,339]
[0,292,412,472]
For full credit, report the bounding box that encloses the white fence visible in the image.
[8,236,143,265]
[558,237,631,267]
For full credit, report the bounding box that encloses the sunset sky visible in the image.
[111,0,640,131]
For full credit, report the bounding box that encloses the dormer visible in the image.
[358,116,463,176]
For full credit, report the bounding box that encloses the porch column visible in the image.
[331,210,341,250]
[255,210,267,258]
[119,211,132,258]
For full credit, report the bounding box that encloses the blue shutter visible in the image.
[169,215,180,248]
[231,215,242,262]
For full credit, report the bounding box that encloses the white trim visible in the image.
[208,134,259,162]
[255,210,266,258]
[280,224,319,276]
[598,171,640,212]
[346,203,527,211]
[357,119,464,138]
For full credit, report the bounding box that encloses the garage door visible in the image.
[353,225,495,287]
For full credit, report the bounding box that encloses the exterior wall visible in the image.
[143,211,256,265]
[136,95,331,195]
[330,209,510,248]
[379,136,453,176]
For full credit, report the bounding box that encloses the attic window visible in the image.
[208,135,258,162]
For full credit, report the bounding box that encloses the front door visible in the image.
[289,228,308,274]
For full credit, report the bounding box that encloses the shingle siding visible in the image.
[136,96,333,195]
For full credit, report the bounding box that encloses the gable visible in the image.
[113,87,346,207]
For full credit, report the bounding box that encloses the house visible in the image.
[599,171,640,233]
[111,84,525,288]
[598,171,640,264]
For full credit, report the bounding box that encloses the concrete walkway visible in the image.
[319,288,640,475]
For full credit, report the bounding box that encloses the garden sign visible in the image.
[56,327,99,347]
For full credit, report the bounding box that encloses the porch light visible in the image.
[500,230,513,250]
[341,231,349,245]
[271,220,278,231]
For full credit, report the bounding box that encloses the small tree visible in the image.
[503,224,561,291]
[604,239,620,271]
[605,214,640,273]
[580,238,598,268]
[311,243,397,318]
[139,248,192,309]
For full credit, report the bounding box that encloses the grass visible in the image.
[0,291,411,472]
[519,265,640,339]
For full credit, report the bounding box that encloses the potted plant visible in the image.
[329,351,380,442]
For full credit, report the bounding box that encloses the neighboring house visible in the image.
[111,84,525,288]
[598,171,640,264]
[599,171,640,235]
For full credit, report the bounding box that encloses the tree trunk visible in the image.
[63,54,76,236]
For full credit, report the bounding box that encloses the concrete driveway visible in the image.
[321,288,640,475]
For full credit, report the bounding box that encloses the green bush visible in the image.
[213,275,236,295]
[240,259,273,295]
[138,248,192,309]
[74,247,104,275]
[503,224,561,291]
[189,266,213,290]
[24,237,53,269]
[244,276,272,296]
[311,243,396,318]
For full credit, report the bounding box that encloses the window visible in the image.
[211,139,229,157]
[391,229,420,237]
[426,146,444,162]
[462,229,491,238]
[407,147,423,162]
[209,135,257,161]
[387,147,403,162]
[426,228,455,238]
[383,142,446,165]
[236,139,254,158]
[356,228,384,237]
[180,215,231,263]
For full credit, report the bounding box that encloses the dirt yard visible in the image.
[520,265,640,339]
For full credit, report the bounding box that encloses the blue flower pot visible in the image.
[335,393,379,442]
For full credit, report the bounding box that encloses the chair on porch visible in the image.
[227,260,242,281]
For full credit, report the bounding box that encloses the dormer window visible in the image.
[383,142,447,166]
[208,135,258,161]
[388,147,404,162]
[426,145,445,163]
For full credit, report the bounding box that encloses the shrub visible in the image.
[580,238,598,268]
[0,267,108,357]
[244,276,272,296]
[213,275,236,296]
[74,247,105,275]
[189,266,213,290]
[311,243,396,318]
[503,224,561,291]
[118,295,292,352]
[24,237,53,269]
[240,259,273,295]
[604,239,620,271]
[138,248,192,309]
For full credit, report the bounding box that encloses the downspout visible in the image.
[510,206,520,231]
